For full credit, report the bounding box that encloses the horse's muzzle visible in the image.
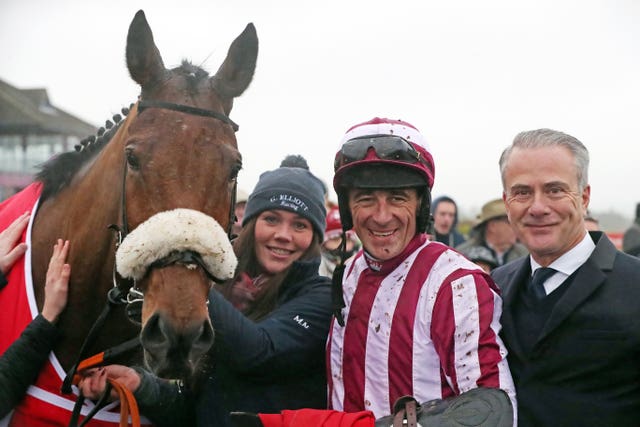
[140,311,215,379]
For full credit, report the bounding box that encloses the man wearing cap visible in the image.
[327,117,515,423]
[456,198,528,270]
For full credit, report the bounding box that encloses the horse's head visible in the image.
[115,209,237,380]
[113,10,257,379]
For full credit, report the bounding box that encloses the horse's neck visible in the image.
[31,147,138,370]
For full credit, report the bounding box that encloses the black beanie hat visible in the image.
[243,167,327,237]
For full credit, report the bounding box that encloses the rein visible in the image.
[62,99,239,426]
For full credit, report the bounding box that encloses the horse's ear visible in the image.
[126,10,166,87]
[211,23,258,99]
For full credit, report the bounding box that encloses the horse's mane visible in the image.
[36,61,210,201]
[35,108,129,201]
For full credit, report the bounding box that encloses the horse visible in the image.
[0,9,257,425]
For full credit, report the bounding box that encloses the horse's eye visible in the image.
[125,148,140,170]
[230,163,241,182]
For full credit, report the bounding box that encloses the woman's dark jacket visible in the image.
[0,314,60,418]
[136,259,333,427]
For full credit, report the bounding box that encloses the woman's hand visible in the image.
[42,239,71,323]
[0,212,30,275]
[78,365,142,400]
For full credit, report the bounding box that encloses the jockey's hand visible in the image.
[0,212,30,274]
[78,365,142,401]
[42,239,70,323]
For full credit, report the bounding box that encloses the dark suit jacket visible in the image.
[492,231,640,427]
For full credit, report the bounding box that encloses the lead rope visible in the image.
[61,287,128,394]
[69,379,141,427]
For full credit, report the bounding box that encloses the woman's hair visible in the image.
[218,215,321,321]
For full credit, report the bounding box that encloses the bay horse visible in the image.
[0,9,257,426]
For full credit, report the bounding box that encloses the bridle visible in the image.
[62,100,240,424]
[112,99,239,325]
[137,99,239,131]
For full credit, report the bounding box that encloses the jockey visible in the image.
[232,117,516,427]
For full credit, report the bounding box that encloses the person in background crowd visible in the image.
[318,207,361,278]
[622,202,640,257]
[583,212,600,231]
[461,245,499,273]
[79,166,333,427]
[227,117,516,427]
[492,128,640,426]
[232,188,249,238]
[429,195,465,247]
[456,197,528,269]
[0,213,71,418]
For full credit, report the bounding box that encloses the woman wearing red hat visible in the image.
[319,207,361,278]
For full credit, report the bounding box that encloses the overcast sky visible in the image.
[1,0,638,221]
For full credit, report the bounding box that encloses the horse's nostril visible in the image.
[140,313,168,352]
[187,320,214,366]
[192,321,215,355]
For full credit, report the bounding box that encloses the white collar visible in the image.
[529,232,596,295]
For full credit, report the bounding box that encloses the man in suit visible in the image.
[492,128,640,426]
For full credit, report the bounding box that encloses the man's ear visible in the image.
[582,184,591,212]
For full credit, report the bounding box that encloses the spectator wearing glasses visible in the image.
[456,198,528,270]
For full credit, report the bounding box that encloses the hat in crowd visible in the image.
[475,198,508,228]
[325,206,357,241]
[460,245,498,270]
[325,207,343,240]
[236,188,249,205]
[279,154,310,170]
[243,167,327,237]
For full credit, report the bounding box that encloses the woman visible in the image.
[80,166,332,427]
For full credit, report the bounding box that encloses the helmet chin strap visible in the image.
[331,230,349,326]
[419,188,435,234]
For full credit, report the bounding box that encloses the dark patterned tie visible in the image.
[530,267,556,299]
